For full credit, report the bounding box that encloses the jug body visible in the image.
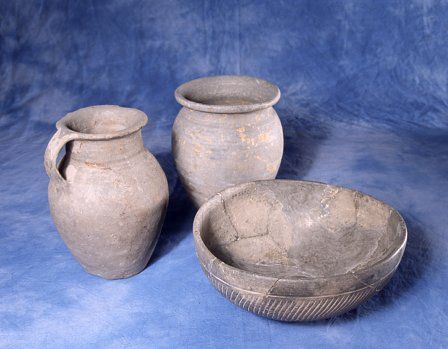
[45,105,168,279]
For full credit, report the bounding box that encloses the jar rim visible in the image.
[175,75,281,114]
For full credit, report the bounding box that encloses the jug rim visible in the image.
[56,105,148,140]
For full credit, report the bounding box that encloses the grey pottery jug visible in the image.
[44,105,169,279]
[172,75,284,206]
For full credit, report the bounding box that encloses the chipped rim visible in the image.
[193,179,408,296]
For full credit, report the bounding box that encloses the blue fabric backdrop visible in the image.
[0,0,447,348]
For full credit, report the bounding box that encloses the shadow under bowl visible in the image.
[193,180,407,321]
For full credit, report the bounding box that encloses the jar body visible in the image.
[48,129,168,279]
[172,107,283,206]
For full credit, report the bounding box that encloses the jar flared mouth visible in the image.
[56,105,148,140]
[175,75,281,114]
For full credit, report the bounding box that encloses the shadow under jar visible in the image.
[172,75,284,207]
[44,105,169,279]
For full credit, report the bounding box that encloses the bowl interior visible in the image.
[200,181,405,279]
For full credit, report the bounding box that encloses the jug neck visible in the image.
[67,131,145,164]
[54,105,149,165]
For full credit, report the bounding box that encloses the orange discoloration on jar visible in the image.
[172,76,284,207]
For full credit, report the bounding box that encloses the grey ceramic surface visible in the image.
[193,180,407,321]
[44,105,169,279]
[172,75,284,206]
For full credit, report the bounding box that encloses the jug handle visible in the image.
[44,128,80,182]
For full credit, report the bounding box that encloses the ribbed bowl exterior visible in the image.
[202,264,394,322]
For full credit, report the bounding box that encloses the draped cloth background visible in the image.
[0,1,447,348]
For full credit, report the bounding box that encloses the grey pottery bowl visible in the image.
[193,180,407,321]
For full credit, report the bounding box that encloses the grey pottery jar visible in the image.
[172,75,284,207]
[44,105,169,279]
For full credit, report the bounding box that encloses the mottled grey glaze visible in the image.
[44,105,169,279]
[173,75,283,206]
[193,180,407,321]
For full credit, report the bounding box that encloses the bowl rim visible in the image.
[193,179,407,288]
